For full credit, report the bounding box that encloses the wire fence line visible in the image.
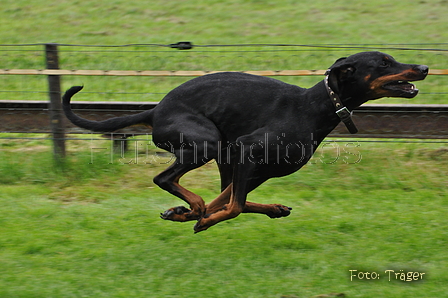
[1,42,447,104]
[2,42,448,70]
[2,42,448,49]
[0,43,447,160]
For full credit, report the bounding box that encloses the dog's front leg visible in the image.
[194,143,258,232]
[194,177,247,233]
[205,184,292,218]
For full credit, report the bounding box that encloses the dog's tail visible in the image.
[62,86,153,132]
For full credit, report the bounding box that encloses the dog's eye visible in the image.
[380,60,391,68]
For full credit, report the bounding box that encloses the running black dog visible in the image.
[62,51,428,232]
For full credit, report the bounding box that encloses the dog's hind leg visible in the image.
[156,160,207,222]
[153,115,223,222]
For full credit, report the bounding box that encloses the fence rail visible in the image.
[1,101,447,139]
[1,43,448,160]
[1,69,448,76]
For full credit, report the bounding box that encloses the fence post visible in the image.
[45,43,66,160]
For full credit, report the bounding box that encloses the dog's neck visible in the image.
[308,80,360,134]
[323,74,358,134]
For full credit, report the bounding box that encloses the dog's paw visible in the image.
[160,206,199,222]
[194,215,218,233]
[267,205,292,218]
[193,219,208,233]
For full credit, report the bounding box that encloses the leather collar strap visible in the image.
[324,69,358,134]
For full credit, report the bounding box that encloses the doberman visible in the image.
[62,51,428,233]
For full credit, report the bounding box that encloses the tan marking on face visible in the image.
[364,74,371,82]
[369,69,416,92]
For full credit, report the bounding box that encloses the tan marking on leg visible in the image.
[194,190,244,233]
[161,181,205,221]
[174,183,205,212]
[243,202,292,218]
[205,184,232,214]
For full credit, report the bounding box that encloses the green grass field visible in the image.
[0,138,447,297]
[2,0,448,45]
[1,1,448,297]
[1,0,448,104]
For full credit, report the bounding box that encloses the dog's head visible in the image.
[327,51,428,107]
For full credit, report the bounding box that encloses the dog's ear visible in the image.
[327,57,356,92]
[331,57,348,66]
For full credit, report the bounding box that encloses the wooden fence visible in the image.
[1,43,448,160]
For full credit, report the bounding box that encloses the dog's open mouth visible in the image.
[382,80,419,97]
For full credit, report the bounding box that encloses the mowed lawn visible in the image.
[0,139,447,297]
[1,0,448,297]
